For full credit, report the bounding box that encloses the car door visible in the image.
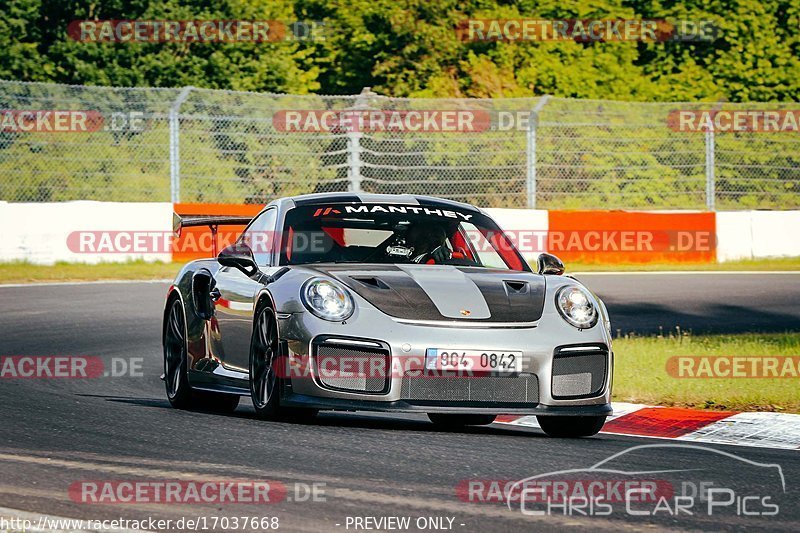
[211,208,278,375]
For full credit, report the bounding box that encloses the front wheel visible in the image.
[250,306,282,419]
[249,306,318,422]
[536,415,606,438]
[428,414,497,427]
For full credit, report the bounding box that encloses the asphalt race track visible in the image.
[0,273,798,531]
[577,272,800,334]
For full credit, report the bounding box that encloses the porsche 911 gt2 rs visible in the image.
[163,193,613,437]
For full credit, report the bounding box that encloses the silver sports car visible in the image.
[163,193,613,437]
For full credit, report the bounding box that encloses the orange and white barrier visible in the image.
[0,201,796,265]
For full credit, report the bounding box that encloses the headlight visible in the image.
[302,278,354,321]
[556,286,598,329]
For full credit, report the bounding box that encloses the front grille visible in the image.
[551,344,608,399]
[401,371,539,404]
[313,339,390,394]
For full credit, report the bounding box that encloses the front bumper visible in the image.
[277,300,614,415]
[282,392,613,416]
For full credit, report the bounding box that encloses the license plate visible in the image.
[425,349,522,373]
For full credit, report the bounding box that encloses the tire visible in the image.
[536,415,606,438]
[250,306,320,421]
[428,414,497,427]
[164,297,240,412]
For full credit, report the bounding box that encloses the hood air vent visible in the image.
[352,276,390,290]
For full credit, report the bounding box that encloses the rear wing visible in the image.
[172,212,253,256]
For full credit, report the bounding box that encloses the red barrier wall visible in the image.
[547,210,716,264]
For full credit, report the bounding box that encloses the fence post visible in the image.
[527,95,551,209]
[347,87,375,193]
[169,86,194,204]
[704,119,715,211]
[347,129,363,193]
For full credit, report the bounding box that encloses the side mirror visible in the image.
[537,253,565,275]
[218,243,258,277]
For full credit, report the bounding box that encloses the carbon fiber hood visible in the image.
[312,264,545,323]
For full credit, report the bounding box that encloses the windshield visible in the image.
[279,203,527,271]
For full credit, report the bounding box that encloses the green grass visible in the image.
[3,256,798,285]
[565,256,800,272]
[613,333,800,413]
[0,260,182,284]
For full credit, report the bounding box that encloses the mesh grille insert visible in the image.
[401,372,539,404]
[551,345,608,399]
[314,342,390,394]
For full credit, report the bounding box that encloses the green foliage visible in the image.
[0,1,797,208]
[1,0,318,93]
[0,0,797,101]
